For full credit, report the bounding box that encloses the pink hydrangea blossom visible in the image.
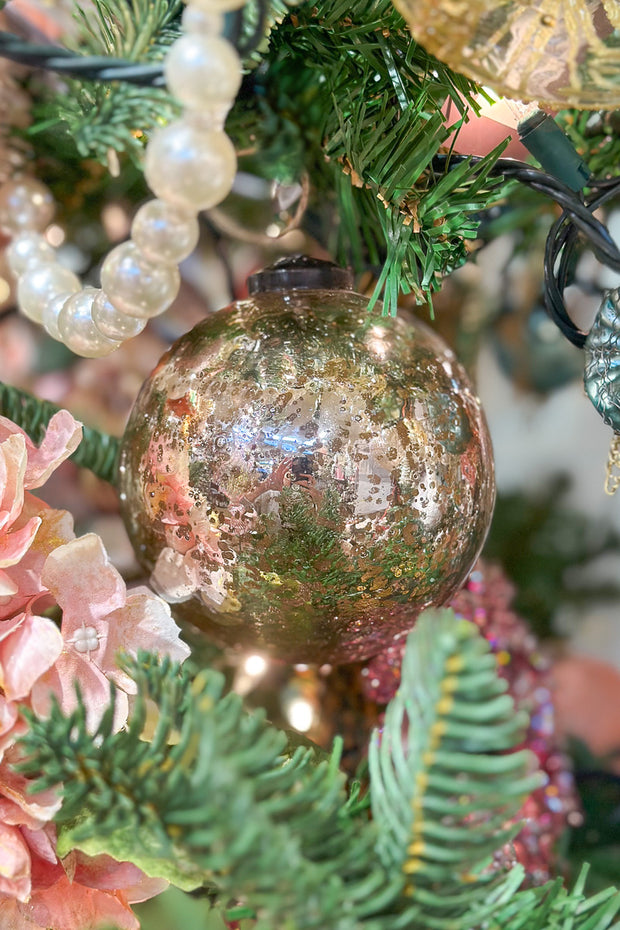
[0,410,79,621]
[0,411,190,927]
[32,533,191,730]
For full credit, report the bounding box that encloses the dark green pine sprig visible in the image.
[17,609,620,930]
[231,0,512,311]
[17,0,513,314]
[30,0,183,163]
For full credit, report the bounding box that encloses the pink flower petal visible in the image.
[0,434,27,530]
[27,875,139,930]
[0,516,41,569]
[0,613,63,701]
[0,705,23,761]
[0,411,82,490]
[0,758,62,825]
[31,653,129,733]
[0,895,38,929]
[0,696,18,739]
[0,506,75,622]
[22,824,58,866]
[0,570,18,598]
[41,534,126,631]
[0,822,31,901]
[104,588,190,693]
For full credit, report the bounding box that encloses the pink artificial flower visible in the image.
[0,410,79,621]
[32,533,191,730]
[0,410,185,926]
[0,410,82,490]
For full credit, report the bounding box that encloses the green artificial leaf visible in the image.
[57,815,208,891]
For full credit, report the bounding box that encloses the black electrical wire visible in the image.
[0,31,167,86]
[0,0,269,87]
[434,153,620,348]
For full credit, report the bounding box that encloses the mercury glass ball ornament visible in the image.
[393,0,620,109]
[119,257,495,664]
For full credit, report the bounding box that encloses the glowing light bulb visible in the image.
[244,654,268,676]
[287,698,314,732]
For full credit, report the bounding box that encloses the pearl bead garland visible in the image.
[2,0,243,358]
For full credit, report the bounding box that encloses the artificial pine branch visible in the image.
[19,611,619,930]
[228,0,512,311]
[369,609,542,928]
[19,654,406,930]
[28,0,183,163]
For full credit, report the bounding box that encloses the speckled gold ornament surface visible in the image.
[119,289,495,663]
[393,0,620,110]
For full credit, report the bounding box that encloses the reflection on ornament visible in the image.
[393,0,620,109]
[119,258,495,664]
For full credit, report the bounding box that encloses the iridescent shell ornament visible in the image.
[119,257,495,663]
[584,288,620,433]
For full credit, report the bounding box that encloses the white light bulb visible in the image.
[287,698,314,733]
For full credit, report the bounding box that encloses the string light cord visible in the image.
[433,153,620,348]
[0,4,267,87]
[0,31,167,86]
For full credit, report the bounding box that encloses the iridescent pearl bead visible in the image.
[186,0,246,11]
[144,120,236,213]
[6,231,56,275]
[17,263,80,324]
[165,35,242,110]
[0,177,54,233]
[92,290,146,340]
[57,288,121,358]
[131,199,200,265]
[42,292,73,340]
[100,241,180,319]
[181,6,224,34]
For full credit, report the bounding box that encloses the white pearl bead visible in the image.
[100,241,180,319]
[185,0,246,12]
[42,292,73,340]
[57,288,121,358]
[165,35,242,110]
[17,263,80,324]
[144,120,236,213]
[92,291,146,340]
[131,199,200,265]
[181,6,224,34]
[0,177,54,233]
[6,231,56,275]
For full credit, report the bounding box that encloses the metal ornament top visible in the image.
[248,255,355,295]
